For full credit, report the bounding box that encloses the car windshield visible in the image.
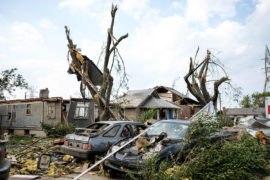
[146,121,189,139]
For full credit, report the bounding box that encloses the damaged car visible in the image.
[61,121,146,160]
[104,120,190,174]
[104,120,234,174]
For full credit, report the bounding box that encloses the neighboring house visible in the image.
[0,97,63,137]
[0,89,96,137]
[155,86,201,120]
[224,107,265,124]
[117,89,180,121]
[65,98,95,128]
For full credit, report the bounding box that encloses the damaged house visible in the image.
[224,107,265,124]
[64,98,96,128]
[155,86,201,119]
[0,96,63,137]
[117,89,180,121]
[0,89,96,137]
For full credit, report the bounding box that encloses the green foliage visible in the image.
[216,114,234,127]
[41,123,74,137]
[0,68,28,100]
[9,136,33,144]
[127,158,175,180]
[240,92,270,108]
[240,95,252,108]
[139,108,157,123]
[183,134,269,180]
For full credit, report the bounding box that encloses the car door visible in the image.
[95,125,122,153]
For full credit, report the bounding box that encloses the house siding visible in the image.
[0,102,43,129]
[43,101,62,126]
[124,108,138,121]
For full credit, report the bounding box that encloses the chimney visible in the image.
[39,88,49,98]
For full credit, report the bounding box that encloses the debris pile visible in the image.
[6,137,93,178]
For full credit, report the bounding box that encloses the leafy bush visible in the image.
[182,134,269,180]
[41,123,74,137]
[139,108,157,123]
[216,114,234,127]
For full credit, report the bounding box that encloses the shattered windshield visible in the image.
[147,121,189,139]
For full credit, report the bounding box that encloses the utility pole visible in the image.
[263,45,270,92]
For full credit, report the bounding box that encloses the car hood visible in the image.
[109,133,184,162]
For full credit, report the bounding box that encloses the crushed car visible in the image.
[104,120,189,174]
[61,121,146,160]
[104,120,234,174]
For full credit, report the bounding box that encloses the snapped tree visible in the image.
[0,68,28,100]
[65,4,128,121]
[184,47,229,108]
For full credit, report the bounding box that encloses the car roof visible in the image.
[95,121,144,125]
[158,120,190,125]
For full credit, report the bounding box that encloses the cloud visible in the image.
[58,0,96,11]
[171,1,184,10]
[38,19,58,30]
[117,0,270,106]
[120,0,151,20]
[185,0,239,25]
[11,22,43,41]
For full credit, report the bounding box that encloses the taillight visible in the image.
[64,140,69,146]
[82,144,89,150]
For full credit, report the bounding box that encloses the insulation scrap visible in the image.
[63,155,73,162]
[255,131,270,144]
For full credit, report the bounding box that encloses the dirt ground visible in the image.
[40,173,118,180]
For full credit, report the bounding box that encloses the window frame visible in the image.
[26,104,32,115]
[47,102,56,119]
[103,125,121,137]
[74,102,89,119]
[7,105,16,121]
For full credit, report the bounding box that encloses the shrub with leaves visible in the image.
[139,108,157,123]
[182,134,269,180]
[41,123,74,137]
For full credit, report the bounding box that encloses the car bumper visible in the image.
[104,157,144,175]
[60,145,93,159]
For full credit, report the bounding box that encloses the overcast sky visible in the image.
[0,0,269,107]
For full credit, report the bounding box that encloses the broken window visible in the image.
[147,122,189,139]
[121,125,132,137]
[104,125,120,137]
[132,125,146,136]
[47,102,56,119]
[7,105,16,121]
[26,104,32,115]
[74,102,89,119]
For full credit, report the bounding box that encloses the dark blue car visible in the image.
[104,120,190,174]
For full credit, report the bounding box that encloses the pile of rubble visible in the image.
[6,137,94,178]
